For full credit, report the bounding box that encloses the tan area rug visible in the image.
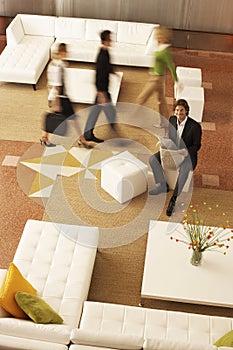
[41,130,170,249]
[43,172,233,316]
[0,62,160,143]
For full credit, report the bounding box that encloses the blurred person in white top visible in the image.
[41,43,91,148]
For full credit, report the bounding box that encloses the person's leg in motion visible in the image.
[84,103,104,143]
[69,115,93,148]
[61,97,92,148]
[103,101,116,129]
[149,152,169,195]
[137,77,157,105]
[157,76,169,127]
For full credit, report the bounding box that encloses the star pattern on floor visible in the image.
[20,145,118,198]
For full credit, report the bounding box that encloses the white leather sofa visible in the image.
[51,17,158,67]
[70,301,233,350]
[0,220,99,350]
[0,14,55,90]
[0,14,158,89]
[0,221,232,349]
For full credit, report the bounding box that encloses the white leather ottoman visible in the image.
[176,86,204,122]
[65,68,123,105]
[101,151,148,204]
[176,66,202,87]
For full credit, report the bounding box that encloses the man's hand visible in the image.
[179,149,188,157]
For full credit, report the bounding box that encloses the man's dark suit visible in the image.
[149,115,202,196]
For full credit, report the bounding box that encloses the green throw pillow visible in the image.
[15,292,63,324]
[214,330,233,347]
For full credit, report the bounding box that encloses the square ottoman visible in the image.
[176,86,204,122]
[101,151,148,204]
[176,66,202,86]
[174,66,202,98]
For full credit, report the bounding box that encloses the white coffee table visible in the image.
[64,67,123,105]
[141,220,233,307]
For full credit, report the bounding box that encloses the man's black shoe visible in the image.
[84,133,104,143]
[166,196,176,216]
[149,183,169,195]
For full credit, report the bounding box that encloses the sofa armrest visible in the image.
[0,269,11,317]
[6,15,25,46]
[145,32,159,55]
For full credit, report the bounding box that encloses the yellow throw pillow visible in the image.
[15,292,63,324]
[0,262,37,318]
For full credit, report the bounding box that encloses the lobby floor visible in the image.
[0,25,233,314]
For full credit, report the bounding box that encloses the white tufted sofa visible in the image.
[69,301,233,350]
[51,17,158,67]
[0,220,232,349]
[0,220,99,350]
[0,14,158,89]
[0,14,55,90]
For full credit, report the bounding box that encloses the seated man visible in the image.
[149,99,202,216]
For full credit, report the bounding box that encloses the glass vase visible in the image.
[191,249,202,266]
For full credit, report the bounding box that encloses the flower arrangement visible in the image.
[170,202,233,255]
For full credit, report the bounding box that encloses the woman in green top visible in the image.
[137,26,181,128]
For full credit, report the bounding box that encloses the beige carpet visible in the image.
[0,62,162,143]
[43,170,233,316]
[2,52,233,317]
[40,128,168,249]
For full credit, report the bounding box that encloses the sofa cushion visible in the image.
[145,27,159,55]
[214,330,233,347]
[85,19,118,41]
[51,39,99,63]
[0,317,72,344]
[6,14,24,46]
[55,17,86,40]
[15,292,63,324]
[143,337,217,350]
[19,14,55,36]
[0,262,37,318]
[117,22,154,45]
[71,329,144,350]
[110,42,154,67]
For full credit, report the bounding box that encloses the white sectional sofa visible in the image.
[0,220,232,349]
[51,17,158,67]
[0,14,55,90]
[0,220,99,350]
[69,301,233,350]
[0,14,158,89]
